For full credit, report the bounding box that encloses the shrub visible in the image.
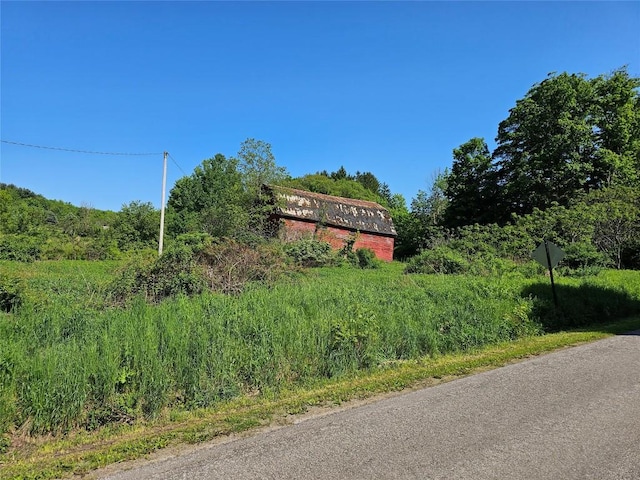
[108,239,289,303]
[466,253,519,277]
[516,261,546,278]
[0,234,41,262]
[561,241,609,270]
[149,245,208,300]
[355,248,380,269]
[107,246,206,305]
[198,239,288,294]
[338,233,359,266]
[173,232,214,251]
[404,246,470,274]
[284,238,333,267]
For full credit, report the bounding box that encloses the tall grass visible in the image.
[1,261,639,436]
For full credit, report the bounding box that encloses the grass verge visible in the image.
[2,315,638,480]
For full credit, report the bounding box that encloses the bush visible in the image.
[561,241,609,270]
[107,246,206,305]
[0,234,41,262]
[175,232,213,252]
[149,245,208,300]
[108,239,289,303]
[404,246,470,274]
[199,239,288,294]
[516,261,546,278]
[284,238,333,267]
[466,253,519,277]
[355,248,380,269]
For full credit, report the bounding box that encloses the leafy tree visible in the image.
[0,183,119,260]
[167,154,249,238]
[493,68,640,216]
[407,171,450,252]
[494,72,597,215]
[386,193,420,259]
[281,174,381,202]
[583,186,640,269]
[235,138,288,196]
[443,138,499,226]
[166,139,290,241]
[590,68,640,188]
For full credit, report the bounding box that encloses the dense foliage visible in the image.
[404,68,640,267]
[443,68,640,225]
[0,184,121,261]
[166,138,288,240]
[281,166,392,204]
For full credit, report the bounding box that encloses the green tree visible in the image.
[330,166,349,181]
[591,68,640,188]
[584,186,640,269]
[403,171,451,255]
[282,174,381,202]
[387,193,421,259]
[167,154,249,238]
[444,138,498,226]
[412,170,449,227]
[354,171,381,196]
[493,68,640,216]
[494,72,597,215]
[235,138,289,196]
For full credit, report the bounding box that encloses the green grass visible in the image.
[1,315,639,480]
[1,260,639,478]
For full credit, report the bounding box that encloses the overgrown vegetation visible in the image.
[1,260,639,443]
[4,318,639,480]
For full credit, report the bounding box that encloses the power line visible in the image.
[1,139,162,156]
[167,152,188,176]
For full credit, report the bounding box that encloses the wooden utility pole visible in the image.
[158,151,168,255]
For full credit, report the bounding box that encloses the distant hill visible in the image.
[0,183,149,261]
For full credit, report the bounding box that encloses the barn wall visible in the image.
[353,233,395,262]
[280,218,394,261]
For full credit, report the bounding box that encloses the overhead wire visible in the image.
[167,152,188,176]
[2,139,191,187]
[1,139,163,156]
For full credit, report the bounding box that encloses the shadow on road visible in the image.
[521,282,640,332]
[618,330,640,336]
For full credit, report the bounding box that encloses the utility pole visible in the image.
[158,151,168,255]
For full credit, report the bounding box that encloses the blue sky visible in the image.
[1,1,638,212]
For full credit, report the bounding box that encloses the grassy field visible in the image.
[1,260,640,478]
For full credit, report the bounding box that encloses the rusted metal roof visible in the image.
[265,185,397,237]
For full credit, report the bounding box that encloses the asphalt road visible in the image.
[99,331,640,480]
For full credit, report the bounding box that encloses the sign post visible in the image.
[531,240,565,307]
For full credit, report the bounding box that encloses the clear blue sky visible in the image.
[1,1,638,212]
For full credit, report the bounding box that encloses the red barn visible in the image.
[265,185,397,261]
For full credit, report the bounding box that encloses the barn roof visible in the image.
[265,185,397,237]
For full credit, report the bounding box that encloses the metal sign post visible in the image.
[544,240,558,306]
[531,240,565,307]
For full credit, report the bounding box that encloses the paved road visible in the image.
[100,332,640,480]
